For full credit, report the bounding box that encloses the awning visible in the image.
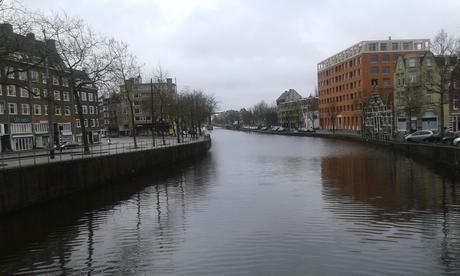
[11,134,34,138]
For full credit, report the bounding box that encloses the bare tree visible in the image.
[110,40,141,148]
[399,86,423,132]
[327,99,339,134]
[306,96,318,130]
[39,13,114,153]
[430,30,460,135]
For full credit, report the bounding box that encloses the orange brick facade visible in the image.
[317,39,429,131]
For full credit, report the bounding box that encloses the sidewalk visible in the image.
[0,135,207,170]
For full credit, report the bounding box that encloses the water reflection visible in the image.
[0,156,215,275]
[321,151,460,273]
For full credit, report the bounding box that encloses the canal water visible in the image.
[1,129,459,275]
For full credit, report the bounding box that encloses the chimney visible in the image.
[0,23,13,35]
[389,36,392,40]
[26,32,35,40]
[45,39,57,52]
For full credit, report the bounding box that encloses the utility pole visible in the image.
[150,78,155,147]
[43,30,55,159]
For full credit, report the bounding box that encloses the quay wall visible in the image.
[0,139,211,216]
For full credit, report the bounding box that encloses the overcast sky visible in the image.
[21,0,460,110]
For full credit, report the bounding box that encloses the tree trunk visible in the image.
[74,86,90,154]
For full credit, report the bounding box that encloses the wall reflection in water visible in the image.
[0,155,215,275]
[321,151,460,273]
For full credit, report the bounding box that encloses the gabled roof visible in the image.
[276,89,302,104]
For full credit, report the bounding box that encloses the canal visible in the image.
[1,128,459,275]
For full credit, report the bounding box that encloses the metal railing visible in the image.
[0,134,209,170]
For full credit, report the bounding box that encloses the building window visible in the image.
[403,42,411,50]
[410,72,417,84]
[8,103,17,114]
[383,78,390,86]
[371,79,378,86]
[380,43,387,51]
[454,96,459,110]
[32,88,40,98]
[82,105,88,114]
[81,92,87,101]
[53,76,59,85]
[90,119,96,127]
[5,66,15,79]
[42,89,48,98]
[20,88,29,98]
[42,73,47,84]
[55,106,62,115]
[382,66,391,73]
[75,105,79,114]
[44,105,48,115]
[0,102,4,114]
[392,42,399,50]
[393,54,401,62]
[62,78,69,87]
[370,67,379,74]
[426,58,432,66]
[54,90,61,101]
[63,91,70,101]
[64,106,71,115]
[368,43,377,51]
[382,54,389,62]
[426,70,433,83]
[34,104,41,115]
[30,71,39,82]
[7,85,16,96]
[370,54,378,63]
[84,119,88,127]
[18,70,27,81]
[408,58,416,67]
[89,105,94,114]
[76,119,81,128]
[88,92,94,102]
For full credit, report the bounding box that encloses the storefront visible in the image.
[11,134,34,151]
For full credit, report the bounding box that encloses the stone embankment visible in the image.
[0,138,211,216]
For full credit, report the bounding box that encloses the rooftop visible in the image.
[317,38,430,71]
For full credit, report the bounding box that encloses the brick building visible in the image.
[0,23,100,152]
[317,38,430,131]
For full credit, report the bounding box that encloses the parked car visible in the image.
[442,131,460,145]
[404,130,434,142]
[59,142,80,150]
[277,127,286,132]
[424,131,443,142]
[299,127,315,133]
[453,137,460,146]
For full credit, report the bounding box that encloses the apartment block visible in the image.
[0,23,100,152]
[317,38,430,131]
[118,76,176,136]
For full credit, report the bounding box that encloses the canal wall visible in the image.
[0,139,211,216]
[233,128,460,171]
